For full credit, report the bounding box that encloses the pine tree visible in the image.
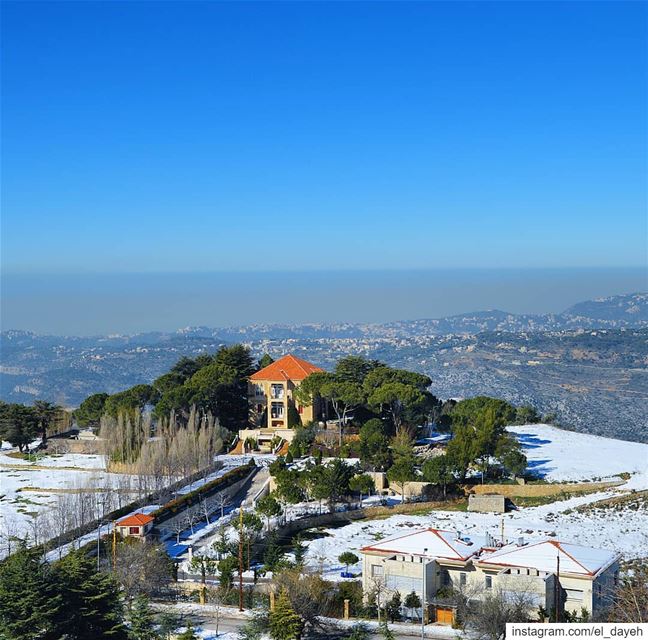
[269,589,304,640]
[129,594,158,640]
[292,534,306,567]
[0,544,62,640]
[176,623,198,640]
[385,591,402,622]
[379,620,395,640]
[53,549,127,638]
[263,534,286,573]
[156,611,181,640]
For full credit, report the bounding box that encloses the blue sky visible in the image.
[1,0,646,275]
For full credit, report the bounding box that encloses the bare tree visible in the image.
[165,516,188,545]
[607,562,648,623]
[463,586,537,640]
[114,540,174,604]
[214,491,231,519]
[0,515,21,559]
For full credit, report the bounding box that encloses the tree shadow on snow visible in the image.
[510,432,552,449]
[525,459,555,479]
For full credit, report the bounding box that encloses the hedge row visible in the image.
[151,459,255,525]
[3,459,255,563]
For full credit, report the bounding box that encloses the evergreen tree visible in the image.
[176,623,198,640]
[263,534,286,573]
[421,454,456,498]
[74,392,109,428]
[292,534,307,567]
[217,555,238,591]
[53,549,127,639]
[129,595,158,640]
[256,493,282,531]
[156,611,181,640]
[0,544,62,640]
[387,430,417,502]
[258,353,275,369]
[359,419,392,471]
[349,473,375,501]
[338,551,359,573]
[385,592,402,622]
[379,620,395,640]
[404,591,421,619]
[269,589,304,640]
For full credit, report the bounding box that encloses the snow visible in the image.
[304,485,648,581]
[1,452,108,470]
[481,540,617,576]
[1,448,251,559]
[0,449,139,547]
[509,424,648,482]
[303,424,648,576]
[361,528,486,561]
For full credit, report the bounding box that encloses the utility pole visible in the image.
[112,521,117,572]
[554,555,561,622]
[421,549,428,640]
[238,506,244,611]
[96,522,102,570]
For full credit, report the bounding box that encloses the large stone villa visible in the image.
[361,527,619,622]
[240,354,326,450]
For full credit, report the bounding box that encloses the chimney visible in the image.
[517,537,525,547]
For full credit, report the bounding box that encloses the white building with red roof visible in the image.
[360,527,619,623]
[115,512,154,539]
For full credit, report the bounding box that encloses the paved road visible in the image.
[154,603,459,640]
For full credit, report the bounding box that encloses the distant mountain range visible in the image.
[1,292,647,442]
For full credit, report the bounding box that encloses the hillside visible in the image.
[1,293,647,442]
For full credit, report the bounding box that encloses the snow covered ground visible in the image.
[509,424,648,482]
[304,425,648,578]
[0,450,141,546]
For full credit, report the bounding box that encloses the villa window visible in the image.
[372,565,384,577]
[129,527,139,535]
[271,403,284,419]
[485,576,493,590]
[460,573,467,587]
[271,384,284,399]
[565,589,584,602]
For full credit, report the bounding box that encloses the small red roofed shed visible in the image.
[116,512,154,539]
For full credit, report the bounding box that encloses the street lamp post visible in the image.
[421,548,429,640]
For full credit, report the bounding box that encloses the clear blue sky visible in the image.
[1,0,646,275]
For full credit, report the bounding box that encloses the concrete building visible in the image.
[468,493,507,513]
[115,512,154,539]
[360,528,619,623]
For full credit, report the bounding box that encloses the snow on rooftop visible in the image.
[481,539,618,576]
[361,527,618,576]
[362,528,486,561]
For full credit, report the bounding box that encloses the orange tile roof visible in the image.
[116,513,154,527]
[249,354,324,382]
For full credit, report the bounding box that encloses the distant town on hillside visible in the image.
[2,293,646,443]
